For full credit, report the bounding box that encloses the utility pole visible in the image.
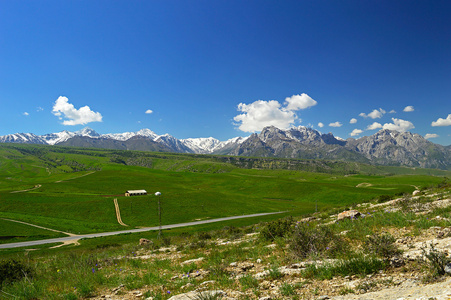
[155,192,162,239]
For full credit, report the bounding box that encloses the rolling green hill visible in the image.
[0,143,449,244]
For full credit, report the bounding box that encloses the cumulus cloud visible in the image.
[145,109,153,114]
[52,96,103,126]
[425,133,439,139]
[329,121,342,127]
[318,122,324,128]
[350,129,363,136]
[350,118,357,124]
[234,93,317,132]
[367,122,383,130]
[403,106,414,112]
[382,118,414,132]
[234,100,297,132]
[432,114,451,127]
[359,108,386,119]
[389,110,396,114]
[360,108,386,119]
[284,93,317,111]
[23,112,29,116]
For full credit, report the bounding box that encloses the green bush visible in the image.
[289,222,346,259]
[421,243,450,278]
[0,259,34,286]
[364,234,401,260]
[260,217,294,241]
[377,195,392,203]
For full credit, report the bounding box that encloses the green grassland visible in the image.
[0,143,449,245]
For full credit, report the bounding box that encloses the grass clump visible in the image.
[303,255,385,280]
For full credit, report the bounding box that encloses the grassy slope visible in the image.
[0,143,448,242]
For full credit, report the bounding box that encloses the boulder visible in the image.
[337,210,361,221]
[139,238,152,246]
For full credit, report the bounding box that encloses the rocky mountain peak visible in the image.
[76,127,100,137]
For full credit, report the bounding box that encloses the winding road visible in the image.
[0,211,286,249]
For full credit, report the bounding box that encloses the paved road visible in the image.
[0,211,286,249]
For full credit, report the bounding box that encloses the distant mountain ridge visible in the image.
[1,126,450,169]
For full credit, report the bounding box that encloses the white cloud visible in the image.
[318,122,324,128]
[360,108,386,119]
[389,110,396,114]
[350,129,363,136]
[366,122,383,130]
[431,114,451,127]
[425,133,439,139]
[52,96,103,126]
[234,93,317,132]
[145,109,153,114]
[329,121,342,127]
[23,112,29,116]
[382,118,414,132]
[37,107,44,112]
[234,100,297,132]
[403,106,414,112]
[284,94,317,111]
[350,118,357,124]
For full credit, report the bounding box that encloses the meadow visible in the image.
[0,143,449,245]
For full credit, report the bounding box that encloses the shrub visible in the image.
[196,231,212,240]
[289,222,346,259]
[364,233,401,260]
[421,243,450,278]
[260,217,293,241]
[0,259,34,286]
[377,195,392,203]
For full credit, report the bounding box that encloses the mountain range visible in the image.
[1,126,450,170]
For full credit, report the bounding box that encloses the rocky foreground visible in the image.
[93,187,451,300]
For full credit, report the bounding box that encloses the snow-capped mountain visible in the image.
[1,126,450,169]
[181,136,248,154]
[103,128,159,141]
[0,127,248,154]
[0,133,46,144]
[41,131,77,145]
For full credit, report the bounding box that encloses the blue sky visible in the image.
[1,0,450,145]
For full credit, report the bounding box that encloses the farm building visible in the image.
[125,190,147,197]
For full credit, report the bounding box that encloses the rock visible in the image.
[139,238,152,246]
[180,282,194,290]
[168,290,224,300]
[200,280,215,286]
[317,296,330,300]
[412,190,421,196]
[181,257,204,265]
[390,256,405,268]
[240,262,254,271]
[445,263,451,274]
[112,284,124,293]
[337,210,361,221]
[256,258,262,263]
[259,297,272,300]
